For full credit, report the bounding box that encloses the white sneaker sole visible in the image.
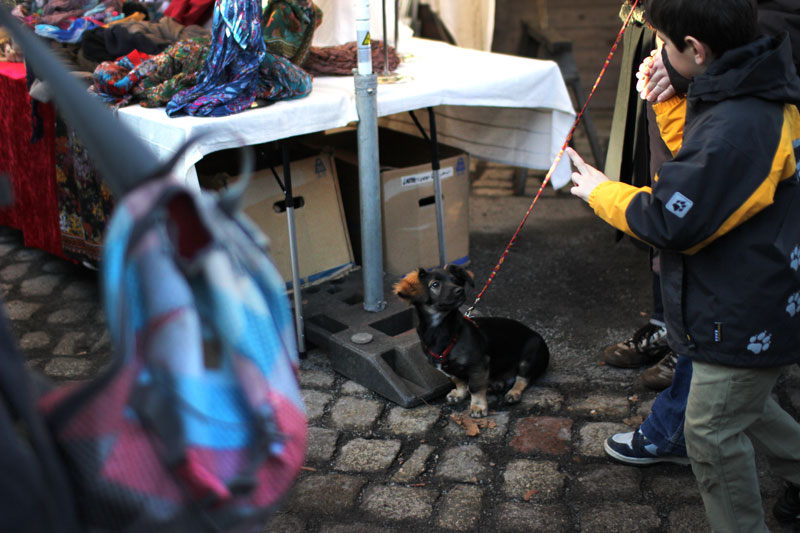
[603,440,691,466]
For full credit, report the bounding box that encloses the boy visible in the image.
[567,0,800,529]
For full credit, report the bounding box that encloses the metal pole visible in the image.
[281,140,306,355]
[427,107,447,266]
[356,0,386,312]
[381,0,389,75]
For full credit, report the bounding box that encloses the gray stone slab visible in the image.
[360,484,437,521]
[330,396,384,432]
[5,300,41,320]
[19,331,50,350]
[53,332,87,356]
[299,368,336,389]
[578,421,631,458]
[285,474,365,516]
[495,502,572,532]
[579,503,660,532]
[503,459,565,500]
[305,427,339,463]
[302,390,333,423]
[519,386,564,412]
[666,504,710,531]
[43,357,93,379]
[335,438,401,472]
[648,470,702,503]
[436,445,489,483]
[392,443,435,483]
[20,274,62,297]
[573,465,642,502]
[47,303,95,324]
[260,513,306,533]
[567,393,630,418]
[436,484,483,531]
[1,262,30,281]
[383,404,441,436]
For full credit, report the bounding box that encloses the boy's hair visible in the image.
[644,0,758,56]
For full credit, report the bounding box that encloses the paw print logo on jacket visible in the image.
[747,331,772,354]
[787,292,800,317]
[791,245,800,271]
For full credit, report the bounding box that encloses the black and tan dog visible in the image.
[393,264,549,418]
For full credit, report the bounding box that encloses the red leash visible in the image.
[465,0,641,317]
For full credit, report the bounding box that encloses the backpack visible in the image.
[37,176,307,532]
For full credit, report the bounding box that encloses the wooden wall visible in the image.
[493,0,631,167]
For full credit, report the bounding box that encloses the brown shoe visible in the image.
[641,351,678,390]
[603,323,670,368]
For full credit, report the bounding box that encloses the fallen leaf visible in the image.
[597,361,606,366]
[623,415,644,427]
[410,483,426,487]
[628,394,639,402]
[524,489,538,501]
[300,466,317,472]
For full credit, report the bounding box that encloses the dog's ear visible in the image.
[393,269,426,302]
[446,264,475,288]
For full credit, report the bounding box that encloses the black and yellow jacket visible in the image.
[589,34,800,367]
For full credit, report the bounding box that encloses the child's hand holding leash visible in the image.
[566,147,609,202]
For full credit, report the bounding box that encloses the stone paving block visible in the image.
[502,459,565,500]
[666,504,710,531]
[335,438,401,472]
[53,332,87,356]
[91,330,110,353]
[383,404,441,436]
[634,396,656,418]
[520,386,564,412]
[302,390,333,423]
[340,380,374,396]
[578,422,631,458]
[20,274,62,297]
[0,282,10,299]
[495,502,571,532]
[305,427,339,463]
[436,444,489,483]
[5,300,41,320]
[579,503,660,532]
[509,416,572,455]
[260,513,306,533]
[360,484,437,522]
[299,368,336,389]
[47,303,94,324]
[0,262,30,281]
[13,248,48,262]
[43,357,93,379]
[62,280,98,300]
[392,443,435,483]
[436,484,483,531]
[318,524,392,533]
[443,410,510,443]
[648,470,702,503]
[285,474,365,516]
[567,393,630,418]
[330,397,384,432]
[790,388,800,413]
[19,331,50,350]
[41,260,74,274]
[573,465,642,502]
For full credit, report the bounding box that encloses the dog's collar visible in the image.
[424,315,477,363]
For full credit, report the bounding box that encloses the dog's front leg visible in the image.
[504,376,529,404]
[468,370,489,418]
[446,376,469,404]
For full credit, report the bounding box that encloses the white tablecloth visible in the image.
[116,38,576,189]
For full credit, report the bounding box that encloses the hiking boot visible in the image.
[640,351,678,391]
[602,322,670,368]
[604,428,690,466]
[774,482,800,524]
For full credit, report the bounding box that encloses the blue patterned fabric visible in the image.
[166,0,266,117]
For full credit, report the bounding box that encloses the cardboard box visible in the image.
[198,151,355,288]
[306,128,470,276]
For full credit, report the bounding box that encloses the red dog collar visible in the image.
[424,316,477,363]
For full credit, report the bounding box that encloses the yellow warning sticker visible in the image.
[362,32,371,46]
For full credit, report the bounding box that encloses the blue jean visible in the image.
[640,354,692,456]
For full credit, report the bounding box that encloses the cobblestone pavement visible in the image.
[3,166,799,532]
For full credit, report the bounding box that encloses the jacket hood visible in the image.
[689,33,800,105]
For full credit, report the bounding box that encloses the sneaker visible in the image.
[604,428,690,466]
[774,482,800,524]
[640,351,678,391]
[602,322,670,368]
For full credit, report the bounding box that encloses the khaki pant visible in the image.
[685,361,800,532]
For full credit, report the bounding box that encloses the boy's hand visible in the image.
[636,48,675,102]
[566,147,609,202]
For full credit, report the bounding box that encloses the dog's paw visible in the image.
[504,390,523,404]
[447,388,467,404]
[469,402,488,418]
